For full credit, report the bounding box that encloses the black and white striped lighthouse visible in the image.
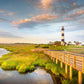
[61,26,65,45]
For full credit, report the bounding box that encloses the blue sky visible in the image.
[0,0,84,44]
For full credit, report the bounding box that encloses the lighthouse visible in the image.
[61,26,65,45]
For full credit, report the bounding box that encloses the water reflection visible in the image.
[0,68,54,84]
[0,48,9,57]
[0,48,56,84]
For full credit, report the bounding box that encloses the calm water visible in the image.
[0,48,56,84]
[0,67,55,84]
[0,48,9,57]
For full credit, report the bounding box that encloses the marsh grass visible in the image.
[1,61,18,70]
[0,44,84,84]
[0,44,66,76]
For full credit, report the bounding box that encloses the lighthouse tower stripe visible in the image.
[61,26,64,45]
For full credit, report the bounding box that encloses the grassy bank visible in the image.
[66,46,84,54]
[0,44,65,75]
[0,44,84,84]
[40,44,84,54]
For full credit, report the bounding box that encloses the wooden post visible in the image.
[58,53,59,60]
[56,59,58,64]
[78,71,82,84]
[60,53,61,60]
[55,52,57,58]
[51,56,52,60]
[63,54,65,63]
[53,58,55,62]
[82,58,84,73]
[70,66,72,80]
[52,57,53,60]
[61,61,63,68]
[65,64,68,74]
[52,57,54,61]
[74,56,76,68]
[68,55,70,64]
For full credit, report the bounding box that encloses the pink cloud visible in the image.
[73,3,76,6]
[0,10,14,16]
[64,17,72,20]
[12,19,31,26]
[65,9,84,20]
[37,0,56,10]
[12,14,59,26]
[32,14,58,22]
[0,10,5,13]
[8,12,14,16]
[72,10,84,16]
[41,0,54,9]
[76,10,84,15]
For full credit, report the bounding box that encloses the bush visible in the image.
[18,64,35,73]
[45,62,59,75]
[27,65,35,71]
[1,61,18,70]
[18,64,28,72]
[32,57,49,67]
[35,45,40,48]
[49,45,65,51]
[16,64,21,70]
[54,41,61,46]
[62,80,70,84]
[71,78,78,84]
[41,44,49,48]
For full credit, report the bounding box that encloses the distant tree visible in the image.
[82,45,84,46]
[54,41,61,46]
[41,44,49,48]
[49,41,54,45]
[74,41,81,46]
[68,41,72,45]
[64,42,67,46]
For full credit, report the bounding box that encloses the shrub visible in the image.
[18,64,35,73]
[1,61,18,70]
[18,64,29,72]
[35,45,40,48]
[41,44,49,48]
[27,65,35,71]
[16,64,21,70]
[71,78,78,84]
[62,80,70,84]
[54,41,61,46]
[45,62,59,75]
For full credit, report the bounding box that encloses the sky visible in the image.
[0,0,84,44]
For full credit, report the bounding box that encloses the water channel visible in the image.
[0,48,57,84]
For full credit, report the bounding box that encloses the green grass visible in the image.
[41,44,66,51]
[1,61,18,70]
[42,44,84,54]
[0,44,84,84]
[66,47,84,54]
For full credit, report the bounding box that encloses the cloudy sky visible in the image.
[0,0,84,44]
